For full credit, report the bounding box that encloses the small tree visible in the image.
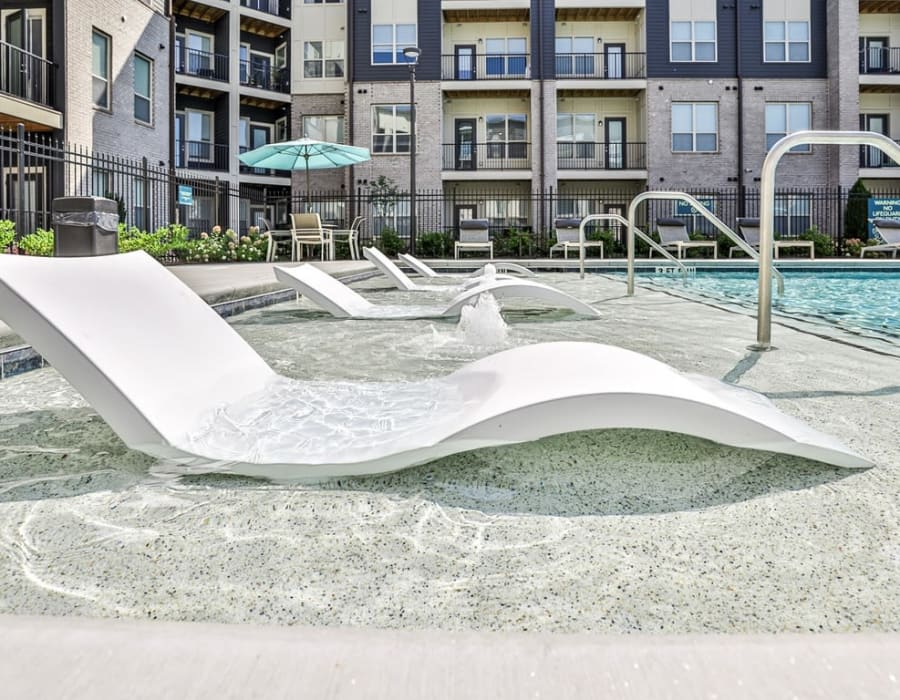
[369,176,398,234]
[844,178,870,242]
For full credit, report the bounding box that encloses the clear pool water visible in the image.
[638,269,900,341]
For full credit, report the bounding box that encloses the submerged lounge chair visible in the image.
[398,252,534,279]
[862,219,900,258]
[363,246,523,292]
[274,261,600,319]
[0,252,871,479]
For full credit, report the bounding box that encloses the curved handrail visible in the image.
[577,213,686,281]
[755,130,900,350]
[626,191,784,296]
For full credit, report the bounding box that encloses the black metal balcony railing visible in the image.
[0,40,54,108]
[239,61,290,93]
[860,144,899,168]
[557,142,647,170]
[442,142,531,170]
[440,54,529,80]
[175,140,229,171]
[175,48,229,82]
[859,47,900,74]
[555,52,646,80]
[240,0,290,19]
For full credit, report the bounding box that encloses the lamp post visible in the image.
[403,46,420,255]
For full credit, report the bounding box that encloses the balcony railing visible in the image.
[440,53,529,80]
[175,140,229,171]
[860,143,900,168]
[0,40,54,108]
[175,48,229,82]
[239,0,289,19]
[555,52,646,80]
[239,61,290,93]
[557,142,647,170]
[442,142,531,170]
[859,47,900,74]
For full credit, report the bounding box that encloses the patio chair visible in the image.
[650,217,717,259]
[862,218,900,258]
[455,219,493,259]
[0,251,871,478]
[328,216,365,260]
[549,218,605,259]
[729,218,815,259]
[289,212,328,261]
[399,252,535,278]
[261,218,293,262]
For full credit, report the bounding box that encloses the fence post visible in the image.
[16,123,26,235]
[214,176,221,229]
[836,185,845,256]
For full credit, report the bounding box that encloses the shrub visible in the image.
[494,228,534,257]
[18,228,55,256]
[799,225,834,257]
[118,223,189,258]
[418,230,453,257]
[843,238,864,257]
[0,219,14,252]
[182,225,268,263]
[587,228,619,257]
[844,178,870,241]
[377,227,404,256]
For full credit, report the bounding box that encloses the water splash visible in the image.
[456,292,509,349]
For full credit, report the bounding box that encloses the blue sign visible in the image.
[177,185,193,207]
[867,197,900,237]
[675,197,716,216]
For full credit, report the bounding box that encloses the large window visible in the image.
[671,103,717,152]
[303,41,344,78]
[556,114,595,159]
[486,114,527,159]
[372,24,416,64]
[555,37,594,76]
[774,195,810,236]
[670,21,716,61]
[133,53,152,124]
[485,37,527,77]
[92,29,110,109]
[372,105,411,153]
[765,103,811,152]
[303,115,344,142]
[764,21,809,62]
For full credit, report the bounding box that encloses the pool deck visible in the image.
[2,257,900,697]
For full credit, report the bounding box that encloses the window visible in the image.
[304,0,342,3]
[556,114,595,160]
[180,109,213,162]
[92,29,110,109]
[91,170,110,197]
[372,24,416,64]
[555,37,594,77]
[764,21,809,62]
[303,41,344,78]
[765,103,811,152]
[485,37,527,77]
[670,21,716,62]
[671,103,717,152]
[133,179,148,231]
[484,198,529,231]
[774,195,810,237]
[133,53,152,124]
[303,115,344,142]
[372,105,411,153]
[275,116,288,142]
[485,114,527,160]
[178,30,214,76]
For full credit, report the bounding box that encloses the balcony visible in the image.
[239,0,289,20]
[239,61,290,93]
[557,142,647,170]
[175,140,229,171]
[442,142,531,171]
[860,144,899,169]
[555,52,646,80]
[0,40,55,109]
[175,48,229,82]
[441,53,529,81]
[860,46,900,75]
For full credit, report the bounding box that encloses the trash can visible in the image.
[52,196,119,257]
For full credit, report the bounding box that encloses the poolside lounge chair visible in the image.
[455,219,493,259]
[729,218,815,259]
[862,219,900,258]
[0,252,871,479]
[399,253,534,278]
[274,261,601,319]
[549,218,605,259]
[650,218,717,259]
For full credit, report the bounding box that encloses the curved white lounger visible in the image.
[0,252,871,479]
[273,263,601,319]
[362,246,513,292]
[399,252,534,278]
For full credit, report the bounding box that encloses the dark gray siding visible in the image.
[646,0,736,78]
[352,0,440,82]
[739,0,827,78]
[531,0,555,79]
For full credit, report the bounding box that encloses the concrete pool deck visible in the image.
[1,258,900,697]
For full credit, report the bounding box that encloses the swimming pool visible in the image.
[637,268,900,342]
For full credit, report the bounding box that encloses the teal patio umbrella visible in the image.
[238,137,371,206]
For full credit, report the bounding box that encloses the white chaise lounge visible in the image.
[862,219,900,258]
[728,217,815,259]
[650,217,718,259]
[399,252,534,279]
[363,246,522,292]
[274,262,600,319]
[0,252,871,479]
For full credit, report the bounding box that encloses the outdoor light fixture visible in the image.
[403,46,420,254]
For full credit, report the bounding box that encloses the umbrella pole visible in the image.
[305,155,311,212]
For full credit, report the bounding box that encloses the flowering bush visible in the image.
[843,238,864,256]
[182,225,268,263]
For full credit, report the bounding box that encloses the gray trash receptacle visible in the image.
[52,196,119,257]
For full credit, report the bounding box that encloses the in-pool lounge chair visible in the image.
[862,219,900,258]
[274,261,600,319]
[650,218,718,259]
[399,253,534,279]
[363,247,523,292]
[0,252,871,479]
[728,218,815,259]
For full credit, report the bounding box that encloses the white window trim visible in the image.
[303,41,344,79]
[670,21,717,63]
[133,52,153,126]
[372,105,412,154]
[671,103,718,153]
[302,114,345,142]
[92,28,111,111]
[765,102,812,153]
[0,8,47,57]
[371,24,418,66]
[275,115,289,143]
[763,20,810,64]
[182,108,214,162]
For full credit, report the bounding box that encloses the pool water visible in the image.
[639,269,900,341]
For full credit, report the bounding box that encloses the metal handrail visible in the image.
[577,213,687,281]
[754,130,900,351]
[626,191,785,297]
